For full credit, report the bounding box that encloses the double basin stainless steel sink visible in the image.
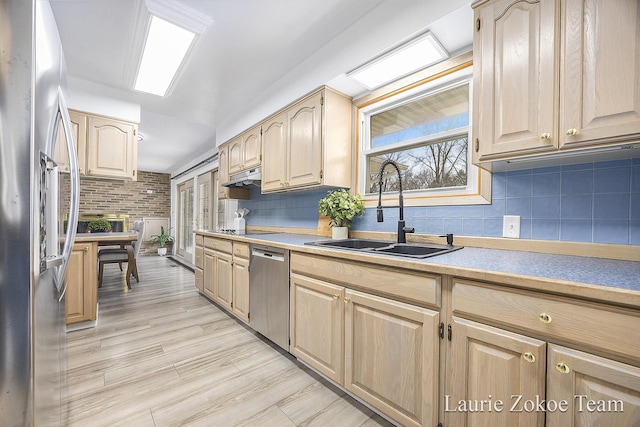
[305,238,462,259]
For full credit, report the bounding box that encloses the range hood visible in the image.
[222,166,261,187]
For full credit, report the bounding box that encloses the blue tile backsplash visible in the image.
[238,159,640,245]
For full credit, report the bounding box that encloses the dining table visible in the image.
[74,231,139,285]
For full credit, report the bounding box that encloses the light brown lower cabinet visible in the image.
[290,273,344,383]
[214,251,233,311]
[448,319,640,427]
[194,267,203,292]
[546,344,640,427]
[197,238,250,324]
[194,244,203,292]
[345,289,439,427]
[201,237,234,310]
[232,250,250,323]
[290,273,439,427]
[448,317,547,427]
[447,278,640,427]
[202,248,215,300]
[193,238,640,427]
[65,242,97,324]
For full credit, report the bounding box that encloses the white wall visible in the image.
[68,76,140,121]
[214,0,472,145]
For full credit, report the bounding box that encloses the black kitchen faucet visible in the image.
[376,159,415,243]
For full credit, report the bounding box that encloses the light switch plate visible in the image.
[503,215,521,238]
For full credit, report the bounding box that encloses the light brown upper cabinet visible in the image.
[54,109,138,180]
[261,111,287,192]
[217,143,249,200]
[559,0,640,149]
[472,0,640,164]
[261,86,352,193]
[54,110,87,174]
[228,125,261,175]
[86,115,138,180]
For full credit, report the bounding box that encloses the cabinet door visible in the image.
[66,243,97,324]
[217,144,249,200]
[560,0,640,148]
[473,0,558,161]
[86,115,137,180]
[232,257,250,323]
[203,249,216,300]
[195,246,203,270]
[195,267,204,292]
[290,273,344,384]
[344,289,439,427]
[242,125,261,170]
[287,91,323,188]
[547,344,640,427]
[228,137,243,175]
[54,110,87,174]
[448,317,546,427]
[217,144,231,199]
[261,112,287,192]
[215,251,233,311]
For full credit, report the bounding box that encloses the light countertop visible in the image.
[197,230,640,308]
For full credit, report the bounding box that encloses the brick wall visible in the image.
[63,171,172,255]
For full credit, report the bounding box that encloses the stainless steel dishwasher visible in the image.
[249,245,290,350]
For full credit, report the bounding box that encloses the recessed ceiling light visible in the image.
[129,0,213,97]
[348,31,449,90]
[134,16,196,96]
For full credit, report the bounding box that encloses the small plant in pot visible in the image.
[151,226,174,256]
[318,189,365,239]
[87,218,112,233]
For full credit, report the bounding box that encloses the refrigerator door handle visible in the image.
[55,88,79,297]
[45,256,64,269]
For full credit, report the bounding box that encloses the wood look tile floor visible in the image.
[65,256,395,427]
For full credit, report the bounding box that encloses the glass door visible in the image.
[177,179,194,260]
[197,171,213,230]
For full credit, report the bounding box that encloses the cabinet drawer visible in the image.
[291,252,440,308]
[195,234,204,246]
[233,242,250,259]
[203,237,232,253]
[195,247,203,269]
[452,279,640,363]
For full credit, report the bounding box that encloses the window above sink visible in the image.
[354,55,491,208]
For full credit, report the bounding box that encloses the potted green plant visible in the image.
[318,189,365,239]
[151,226,174,256]
[87,218,112,233]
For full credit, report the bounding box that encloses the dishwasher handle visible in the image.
[251,246,285,262]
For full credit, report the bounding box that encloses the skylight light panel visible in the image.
[348,32,449,90]
[134,16,196,96]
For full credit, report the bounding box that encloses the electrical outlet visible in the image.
[503,215,521,238]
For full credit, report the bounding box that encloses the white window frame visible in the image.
[356,63,491,208]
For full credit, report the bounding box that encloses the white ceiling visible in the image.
[50,0,473,175]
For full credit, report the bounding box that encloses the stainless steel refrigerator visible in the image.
[0,0,80,425]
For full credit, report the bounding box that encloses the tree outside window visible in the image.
[356,61,491,207]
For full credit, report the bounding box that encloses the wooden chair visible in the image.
[98,220,145,289]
